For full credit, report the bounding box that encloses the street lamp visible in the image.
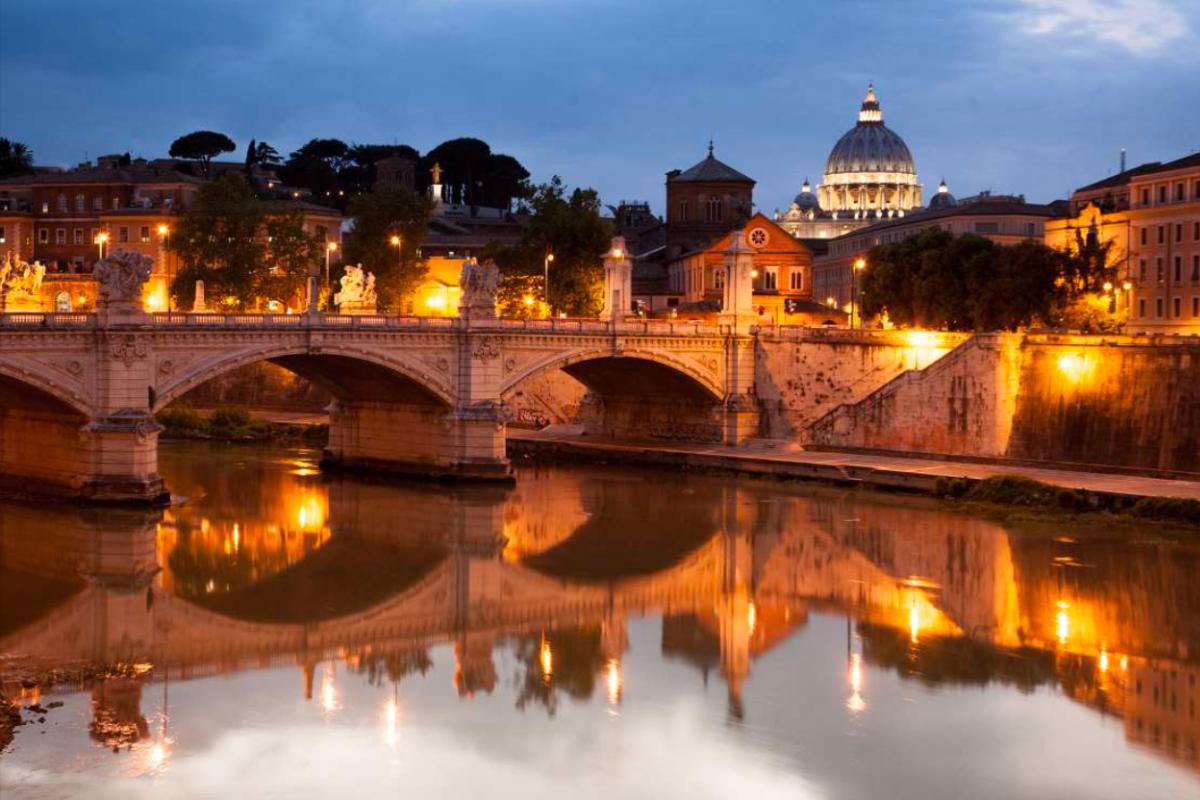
[94,231,110,262]
[325,241,339,293]
[543,252,555,315]
[158,224,172,311]
[852,257,866,328]
[390,234,402,273]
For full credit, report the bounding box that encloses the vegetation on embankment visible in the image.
[157,406,326,444]
[934,474,1200,530]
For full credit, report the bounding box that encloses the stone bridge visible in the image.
[0,240,772,502]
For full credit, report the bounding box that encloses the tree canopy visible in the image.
[168,130,236,177]
[482,176,611,316]
[343,186,433,311]
[0,138,34,178]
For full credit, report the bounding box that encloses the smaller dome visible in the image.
[793,178,820,211]
[928,179,957,209]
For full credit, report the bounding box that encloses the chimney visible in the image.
[1120,148,1127,173]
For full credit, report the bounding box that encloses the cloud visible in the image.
[1008,0,1194,54]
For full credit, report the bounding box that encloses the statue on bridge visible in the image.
[0,255,47,312]
[95,249,154,324]
[334,264,378,314]
[458,258,499,322]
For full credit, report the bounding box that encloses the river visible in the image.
[1,442,1197,799]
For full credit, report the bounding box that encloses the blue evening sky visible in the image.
[1,0,1197,213]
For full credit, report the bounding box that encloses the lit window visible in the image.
[112,196,120,210]
[140,226,150,243]
[41,202,49,213]
[0,225,5,244]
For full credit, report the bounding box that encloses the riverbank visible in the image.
[157,406,327,444]
[508,428,1200,525]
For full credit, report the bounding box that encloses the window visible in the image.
[1157,257,1164,281]
[1174,297,1182,318]
[790,270,803,291]
[57,193,67,212]
[54,292,71,313]
[1193,255,1200,281]
[0,226,5,244]
[139,226,150,243]
[974,222,999,234]
[92,196,103,211]
[1140,188,1150,206]
[1196,180,1200,200]
[1140,227,1148,246]
[1157,298,1164,318]
[1158,226,1165,244]
[1176,223,1184,243]
[41,201,49,214]
[74,228,84,244]
[705,196,723,223]
[1026,222,1036,237]
[118,226,129,243]
[1139,299,1146,318]
[1175,255,1183,282]
[761,266,778,291]
[1176,183,1185,201]
[90,227,98,242]
[1194,297,1200,318]
[112,196,120,210]
[1158,185,1167,203]
[1139,259,1147,280]
[679,200,689,222]
[1194,220,1200,241]
[74,194,85,213]
[53,228,63,244]
[713,268,725,290]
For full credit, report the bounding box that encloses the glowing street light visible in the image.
[390,234,403,272]
[543,252,555,314]
[325,241,339,293]
[852,257,866,328]
[94,230,110,261]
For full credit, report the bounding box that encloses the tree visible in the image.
[260,212,320,309]
[0,138,34,178]
[254,141,282,167]
[244,138,257,171]
[280,138,351,202]
[168,130,236,177]
[423,138,492,205]
[483,176,611,316]
[168,174,265,310]
[343,186,433,311]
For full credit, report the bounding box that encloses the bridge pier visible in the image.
[323,399,510,482]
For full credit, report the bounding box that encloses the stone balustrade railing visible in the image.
[0,312,730,336]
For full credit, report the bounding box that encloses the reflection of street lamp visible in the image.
[158,224,172,311]
[325,241,339,293]
[852,257,866,328]
[95,231,110,261]
[543,252,555,314]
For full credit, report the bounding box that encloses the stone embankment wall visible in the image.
[802,332,1200,473]
[754,329,970,439]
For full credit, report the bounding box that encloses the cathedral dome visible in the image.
[823,85,916,177]
[793,178,820,210]
[928,179,957,209]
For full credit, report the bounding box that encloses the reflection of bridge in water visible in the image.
[2,470,1198,772]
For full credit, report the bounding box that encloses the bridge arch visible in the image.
[502,347,726,443]
[0,360,94,418]
[154,343,457,411]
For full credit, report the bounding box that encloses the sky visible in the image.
[1,0,1198,214]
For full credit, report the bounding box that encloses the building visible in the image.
[812,194,1064,316]
[0,159,342,312]
[1046,152,1200,335]
[775,85,922,241]
[664,143,755,258]
[418,163,526,260]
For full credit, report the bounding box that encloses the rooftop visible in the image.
[668,143,755,185]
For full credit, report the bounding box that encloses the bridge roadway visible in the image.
[0,310,758,502]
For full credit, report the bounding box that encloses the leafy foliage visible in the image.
[168,130,236,176]
[261,212,320,307]
[169,174,264,310]
[343,186,433,311]
[482,177,610,316]
[0,138,34,178]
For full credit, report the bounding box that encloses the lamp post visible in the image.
[158,224,171,311]
[390,234,402,273]
[543,252,555,316]
[325,241,339,294]
[852,257,866,328]
[95,231,110,262]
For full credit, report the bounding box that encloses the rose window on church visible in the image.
[748,227,769,248]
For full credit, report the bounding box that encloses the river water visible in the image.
[0,442,1197,799]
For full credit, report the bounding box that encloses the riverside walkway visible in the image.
[508,428,1200,502]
